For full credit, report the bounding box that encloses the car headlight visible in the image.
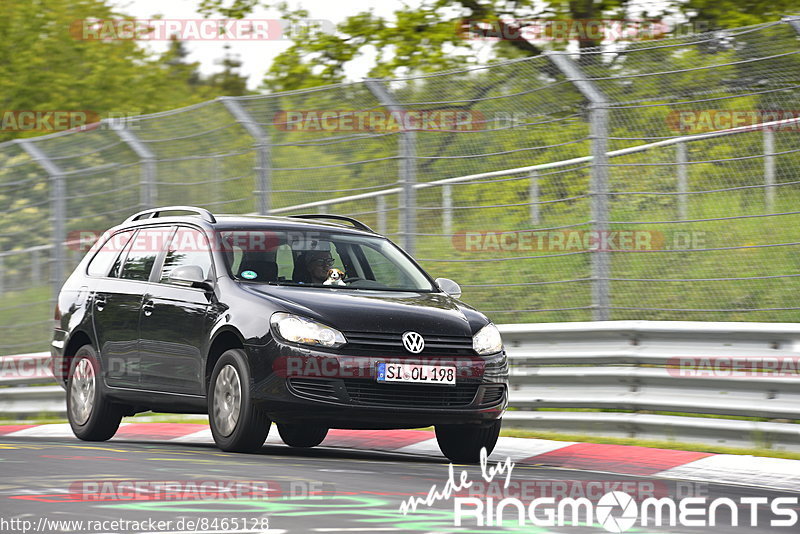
[473,323,503,355]
[270,312,346,349]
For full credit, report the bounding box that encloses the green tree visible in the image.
[0,0,251,142]
[198,0,797,91]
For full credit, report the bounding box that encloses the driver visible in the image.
[301,250,335,284]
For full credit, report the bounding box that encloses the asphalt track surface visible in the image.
[0,434,796,534]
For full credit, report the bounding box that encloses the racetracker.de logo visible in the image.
[457,18,668,42]
[272,110,486,132]
[667,357,800,378]
[69,18,334,41]
[0,111,101,132]
[666,110,800,133]
[452,230,710,252]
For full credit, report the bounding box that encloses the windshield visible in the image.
[218,228,435,292]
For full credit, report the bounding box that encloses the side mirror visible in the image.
[169,265,212,291]
[435,277,461,299]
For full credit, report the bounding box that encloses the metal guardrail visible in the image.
[2,321,799,448]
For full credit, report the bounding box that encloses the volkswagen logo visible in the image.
[402,331,425,353]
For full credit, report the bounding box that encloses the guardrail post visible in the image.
[764,128,775,211]
[529,171,540,224]
[546,52,610,321]
[115,126,157,209]
[19,140,65,305]
[442,185,453,235]
[220,97,271,215]
[365,79,417,254]
[676,142,688,220]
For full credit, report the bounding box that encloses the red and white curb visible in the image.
[1,423,798,492]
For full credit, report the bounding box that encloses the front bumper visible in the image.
[243,341,509,429]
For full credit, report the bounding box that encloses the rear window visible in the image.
[119,227,172,281]
[86,230,134,277]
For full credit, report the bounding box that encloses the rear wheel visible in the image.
[435,419,502,463]
[278,424,328,448]
[67,345,123,441]
[208,349,270,452]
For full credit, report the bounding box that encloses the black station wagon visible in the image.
[51,206,508,462]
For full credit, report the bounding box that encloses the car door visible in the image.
[138,225,214,394]
[92,227,167,388]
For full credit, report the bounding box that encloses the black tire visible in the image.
[66,345,123,441]
[278,424,328,448]
[435,419,502,464]
[208,349,270,452]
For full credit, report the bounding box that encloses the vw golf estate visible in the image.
[51,206,508,462]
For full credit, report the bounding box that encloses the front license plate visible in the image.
[376,362,456,385]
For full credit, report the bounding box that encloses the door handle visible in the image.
[94,295,107,312]
[142,300,155,317]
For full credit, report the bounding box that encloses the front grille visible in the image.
[480,385,506,407]
[344,379,479,408]
[343,331,474,355]
[287,377,338,401]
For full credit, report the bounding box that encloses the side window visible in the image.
[160,227,213,284]
[87,230,133,277]
[120,228,170,281]
[360,245,404,286]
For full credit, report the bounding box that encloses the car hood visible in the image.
[243,285,487,336]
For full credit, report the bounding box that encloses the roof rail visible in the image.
[125,206,217,224]
[288,214,374,233]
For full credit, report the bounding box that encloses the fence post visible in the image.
[220,97,271,215]
[442,185,453,235]
[676,142,688,220]
[19,140,65,305]
[529,171,540,224]
[376,195,387,235]
[546,52,610,321]
[764,128,775,212]
[31,249,41,283]
[116,127,157,209]
[364,79,417,254]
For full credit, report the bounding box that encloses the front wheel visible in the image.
[435,419,502,464]
[66,345,122,441]
[208,349,271,453]
[278,424,328,448]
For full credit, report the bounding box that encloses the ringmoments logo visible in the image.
[399,449,799,531]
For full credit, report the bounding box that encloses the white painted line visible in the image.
[264,431,287,446]
[393,438,442,457]
[4,423,75,437]
[5,423,128,438]
[491,436,577,462]
[169,428,215,443]
[658,454,800,492]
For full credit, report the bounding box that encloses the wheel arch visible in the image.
[61,330,93,383]
[205,328,246,389]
